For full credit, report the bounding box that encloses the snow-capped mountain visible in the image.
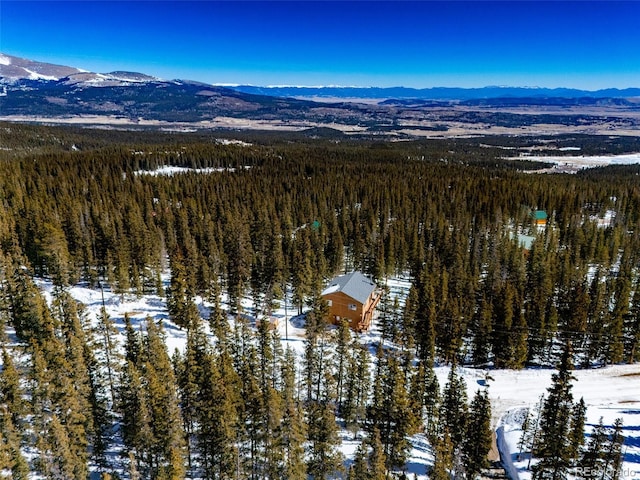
[0,53,161,88]
[0,52,323,123]
[0,53,85,82]
[1,53,639,136]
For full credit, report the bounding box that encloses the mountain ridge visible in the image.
[2,53,640,137]
[230,84,640,101]
[3,53,639,100]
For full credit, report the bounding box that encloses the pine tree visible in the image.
[563,280,590,355]
[342,342,370,437]
[367,348,418,470]
[492,282,515,368]
[578,417,608,479]
[378,287,393,345]
[439,366,468,448]
[96,306,120,406]
[400,285,418,352]
[585,272,606,366]
[143,319,187,479]
[46,413,78,479]
[306,400,344,480]
[207,272,229,342]
[348,442,369,480]
[463,389,492,478]
[606,267,631,364]
[280,348,307,480]
[0,405,29,480]
[624,282,640,362]
[119,360,153,474]
[303,309,333,403]
[0,348,24,428]
[5,265,52,343]
[263,381,286,480]
[368,427,387,480]
[511,307,529,369]
[197,350,241,480]
[471,292,493,366]
[383,354,419,470]
[290,227,313,315]
[123,313,143,366]
[409,361,428,432]
[305,293,330,339]
[176,323,208,473]
[602,419,624,480]
[238,346,264,480]
[431,428,454,480]
[167,250,199,329]
[409,360,441,441]
[517,393,545,467]
[334,319,351,409]
[533,343,580,480]
[120,319,186,478]
[568,397,586,461]
[415,268,436,364]
[224,216,252,315]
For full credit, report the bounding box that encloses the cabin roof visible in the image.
[321,271,376,304]
[531,210,548,220]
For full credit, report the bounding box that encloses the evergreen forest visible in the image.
[0,123,637,479]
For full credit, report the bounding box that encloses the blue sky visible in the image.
[1,1,639,89]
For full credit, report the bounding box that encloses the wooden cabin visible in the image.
[321,271,380,332]
[531,210,548,227]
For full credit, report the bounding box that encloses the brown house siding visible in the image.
[324,290,380,332]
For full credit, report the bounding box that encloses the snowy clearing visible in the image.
[133,165,245,176]
[499,401,640,480]
[511,153,640,174]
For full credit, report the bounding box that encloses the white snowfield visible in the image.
[512,153,640,174]
[484,366,640,480]
[22,68,58,81]
[33,278,640,480]
[133,166,238,176]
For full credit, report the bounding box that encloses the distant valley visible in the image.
[2,53,640,138]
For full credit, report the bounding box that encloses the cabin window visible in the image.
[348,303,357,310]
[327,300,332,307]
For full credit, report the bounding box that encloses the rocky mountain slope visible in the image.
[0,53,331,123]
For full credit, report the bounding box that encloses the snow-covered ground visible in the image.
[133,165,245,176]
[499,404,640,480]
[590,209,616,228]
[512,153,640,174]
[490,366,640,480]
[32,277,640,480]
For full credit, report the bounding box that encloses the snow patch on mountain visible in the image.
[23,68,58,81]
[0,54,11,66]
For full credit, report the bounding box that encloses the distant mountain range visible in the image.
[0,53,323,123]
[230,85,640,101]
[1,53,639,137]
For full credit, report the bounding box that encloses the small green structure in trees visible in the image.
[530,210,548,227]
